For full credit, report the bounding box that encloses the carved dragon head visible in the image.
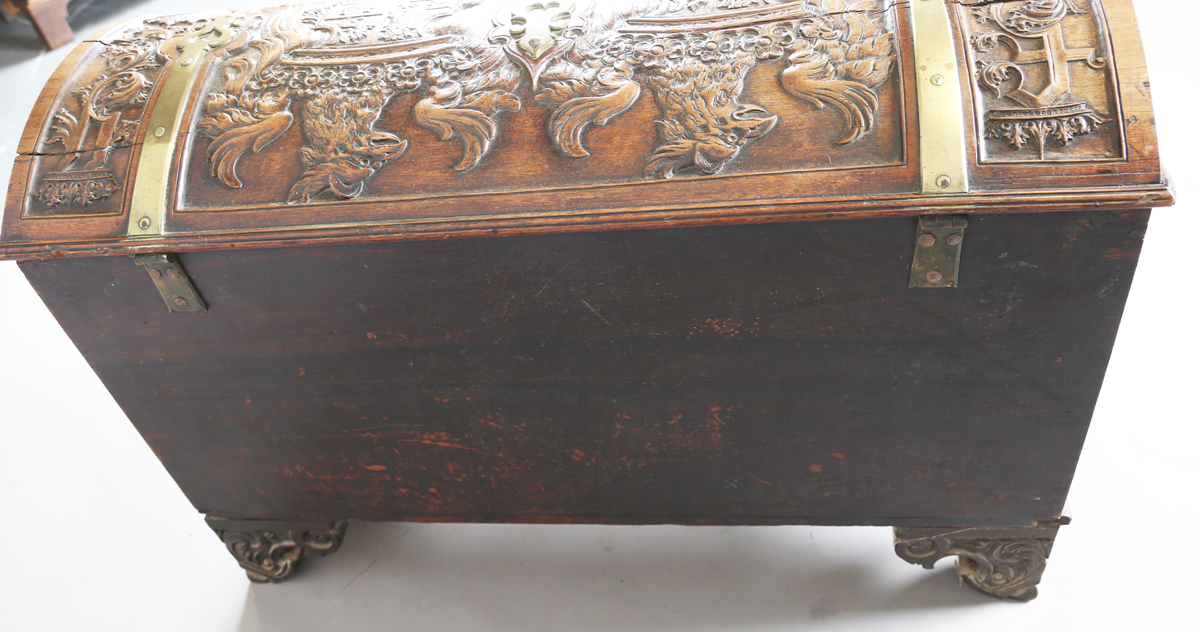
[645,104,778,178]
[287,88,408,203]
[644,55,777,179]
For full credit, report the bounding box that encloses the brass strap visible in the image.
[910,0,969,195]
[127,15,243,238]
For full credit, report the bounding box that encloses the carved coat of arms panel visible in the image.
[958,0,1126,163]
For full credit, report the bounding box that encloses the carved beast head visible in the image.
[645,104,778,179]
[287,89,407,204]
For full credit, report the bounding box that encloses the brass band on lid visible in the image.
[910,0,969,195]
[126,15,243,238]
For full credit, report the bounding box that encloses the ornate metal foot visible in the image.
[893,522,1066,601]
[206,517,348,583]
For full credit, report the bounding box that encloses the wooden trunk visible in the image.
[0,0,1174,601]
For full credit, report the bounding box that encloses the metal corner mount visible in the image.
[911,0,970,195]
[910,215,967,288]
[133,253,208,312]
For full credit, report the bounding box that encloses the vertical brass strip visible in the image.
[127,15,242,238]
[910,0,969,195]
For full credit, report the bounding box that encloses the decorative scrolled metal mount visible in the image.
[894,525,1062,601]
[207,518,349,583]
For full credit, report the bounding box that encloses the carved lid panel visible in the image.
[0,0,1172,259]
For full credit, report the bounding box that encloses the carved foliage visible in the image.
[963,0,1118,161]
[31,17,207,210]
[213,521,348,583]
[199,3,524,203]
[196,0,896,202]
[530,0,896,178]
[895,529,1055,601]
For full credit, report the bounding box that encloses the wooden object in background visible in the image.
[1,0,74,50]
[0,0,1176,601]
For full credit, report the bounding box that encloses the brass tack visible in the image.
[936,175,952,189]
[173,296,189,308]
[166,268,181,280]
[147,268,162,279]
[947,234,963,246]
[930,74,945,86]
[926,271,944,284]
[154,127,166,138]
[918,234,936,247]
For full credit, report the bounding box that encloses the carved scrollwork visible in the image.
[199,3,525,203]
[193,0,895,202]
[209,519,348,583]
[962,0,1118,161]
[29,17,204,210]
[527,0,895,178]
[894,526,1058,601]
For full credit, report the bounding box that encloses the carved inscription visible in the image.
[193,0,896,203]
[960,0,1123,162]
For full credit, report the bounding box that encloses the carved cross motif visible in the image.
[969,0,1114,161]
[509,2,573,59]
[989,20,1099,108]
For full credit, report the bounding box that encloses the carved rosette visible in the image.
[894,526,1059,601]
[208,519,348,583]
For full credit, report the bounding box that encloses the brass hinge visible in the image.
[909,215,967,288]
[133,253,207,312]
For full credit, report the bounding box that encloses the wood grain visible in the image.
[21,210,1147,526]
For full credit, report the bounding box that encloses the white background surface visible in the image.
[0,1,1196,630]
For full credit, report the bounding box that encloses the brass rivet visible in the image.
[926,271,944,284]
[147,268,162,279]
[166,268,181,280]
[946,234,963,246]
[154,126,166,138]
[181,58,193,66]
[936,175,952,189]
[930,74,945,86]
[137,217,151,230]
[173,296,189,308]
[917,234,936,248]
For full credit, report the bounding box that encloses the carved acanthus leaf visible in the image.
[188,0,897,200]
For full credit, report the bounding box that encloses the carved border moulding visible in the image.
[206,517,349,583]
[957,0,1126,163]
[190,0,898,204]
[24,16,214,216]
[893,523,1065,601]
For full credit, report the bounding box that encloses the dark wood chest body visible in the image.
[0,0,1173,600]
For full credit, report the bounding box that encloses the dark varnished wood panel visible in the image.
[21,210,1147,526]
